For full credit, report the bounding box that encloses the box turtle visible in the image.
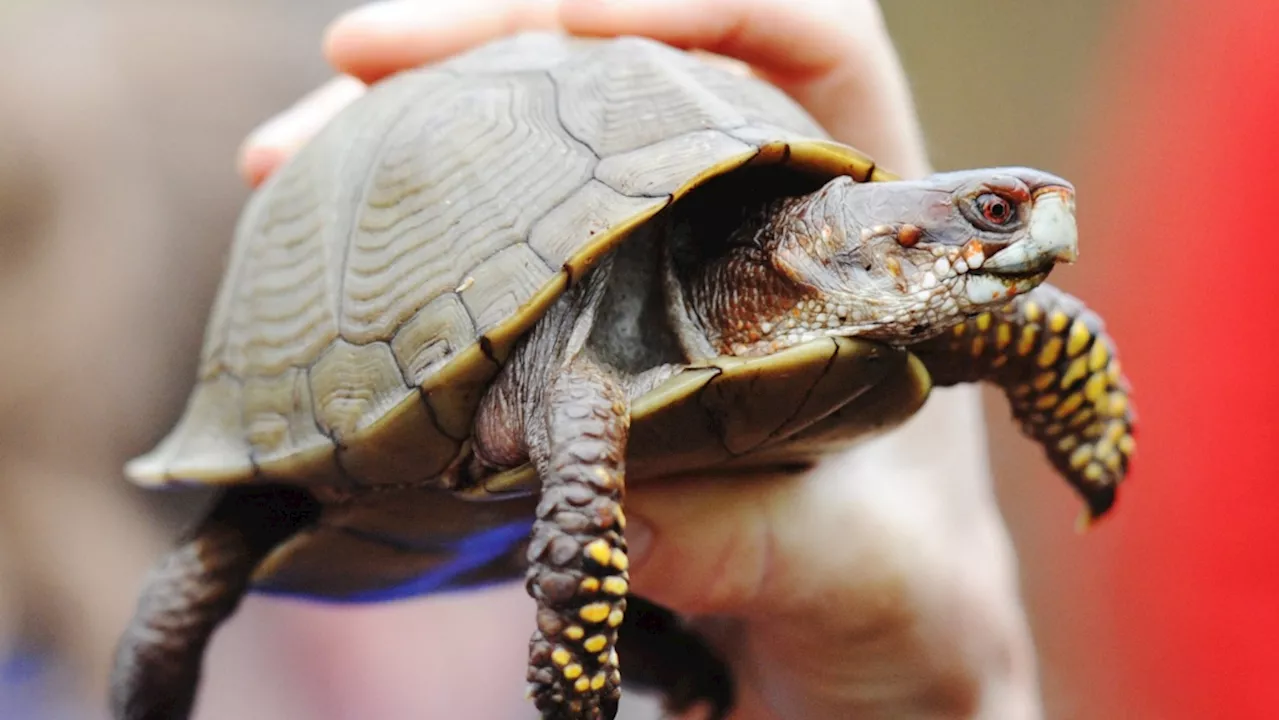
[112,33,1135,720]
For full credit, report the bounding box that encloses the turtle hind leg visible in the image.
[524,358,631,720]
[618,595,734,720]
[110,485,319,720]
[910,283,1136,521]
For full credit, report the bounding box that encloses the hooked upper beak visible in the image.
[982,187,1078,273]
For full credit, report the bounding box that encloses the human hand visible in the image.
[238,2,1041,718]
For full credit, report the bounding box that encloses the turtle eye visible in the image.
[977,193,1015,226]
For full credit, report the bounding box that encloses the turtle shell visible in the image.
[127,33,931,600]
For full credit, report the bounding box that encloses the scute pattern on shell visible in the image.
[127,33,860,488]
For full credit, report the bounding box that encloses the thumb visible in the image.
[622,459,919,622]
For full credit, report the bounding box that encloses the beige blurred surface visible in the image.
[0,0,356,716]
[0,2,1131,719]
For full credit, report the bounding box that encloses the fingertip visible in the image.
[237,76,366,187]
[323,1,412,84]
[237,146,288,189]
[325,0,561,84]
[558,0,684,45]
[559,0,846,79]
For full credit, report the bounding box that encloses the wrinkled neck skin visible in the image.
[666,174,1042,359]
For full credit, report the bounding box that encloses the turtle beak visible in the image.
[983,187,1079,274]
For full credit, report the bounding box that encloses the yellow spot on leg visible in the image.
[1107,392,1129,418]
[1060,356,1089,389]
[975,312,993,331]
[551,648,572,667]
[585,539,612,566]
[1017,326,1040,356]
[1088,341,1110,371]
[613,506,626,530]
[579,577,600,594]
[1094,435,1116,461]
[591,672,607,691]
[970,335,986,357]
[574,676,591,693]
[583,635,608,653]
[579,603,611,624]
[995,323,1013,351]
[1084,372,1108,403]
[610,549,628,571]
[1037,337,1063,368]
[601,576,629,596]
[1048,310,1070,333]
[1068,407,1096,428]
[1105,420,1127,444]
[1103,452,1123,473]
[1053,392,1085,419]
[563,625,584,641]
[607,608,624,628]
[1118,434,1135,455]
[1067,319,1092,356]
[1023,300,1043,323]
[1069,444,1094,470]
[1033,371,1057,391]
[563,663,583,681]
[1107,359,1124,384]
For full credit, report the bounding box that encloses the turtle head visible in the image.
[667,167,1080,357]
[767,168,1078,341]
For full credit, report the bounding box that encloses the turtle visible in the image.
[111,32,1135,720]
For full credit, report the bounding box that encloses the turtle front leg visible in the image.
[110,486,318,720]
[525,358,631,720]
[910,283,1135,521]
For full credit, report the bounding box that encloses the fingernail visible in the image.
[625,514,654,569]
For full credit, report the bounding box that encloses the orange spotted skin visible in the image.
[911,283,1134,519]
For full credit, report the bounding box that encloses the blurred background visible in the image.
[0,0,1272,719]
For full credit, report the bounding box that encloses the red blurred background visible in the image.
[1044,0,1276,716]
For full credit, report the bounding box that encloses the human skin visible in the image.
[236,2,1043,718]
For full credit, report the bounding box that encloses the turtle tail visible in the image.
[110,485,319,720]
[910,283,1135,523]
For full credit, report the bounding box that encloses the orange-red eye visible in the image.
[978,193,1014,225]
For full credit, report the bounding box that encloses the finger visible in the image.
[560,0,889,82]
[623,390,1006,620]
[237,76,366,188]
[325,0,560,84]
[622,464,920,621]
[560,0,930,176]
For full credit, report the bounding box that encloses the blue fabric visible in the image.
[0,650,91,720]
[253,519,533,604]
